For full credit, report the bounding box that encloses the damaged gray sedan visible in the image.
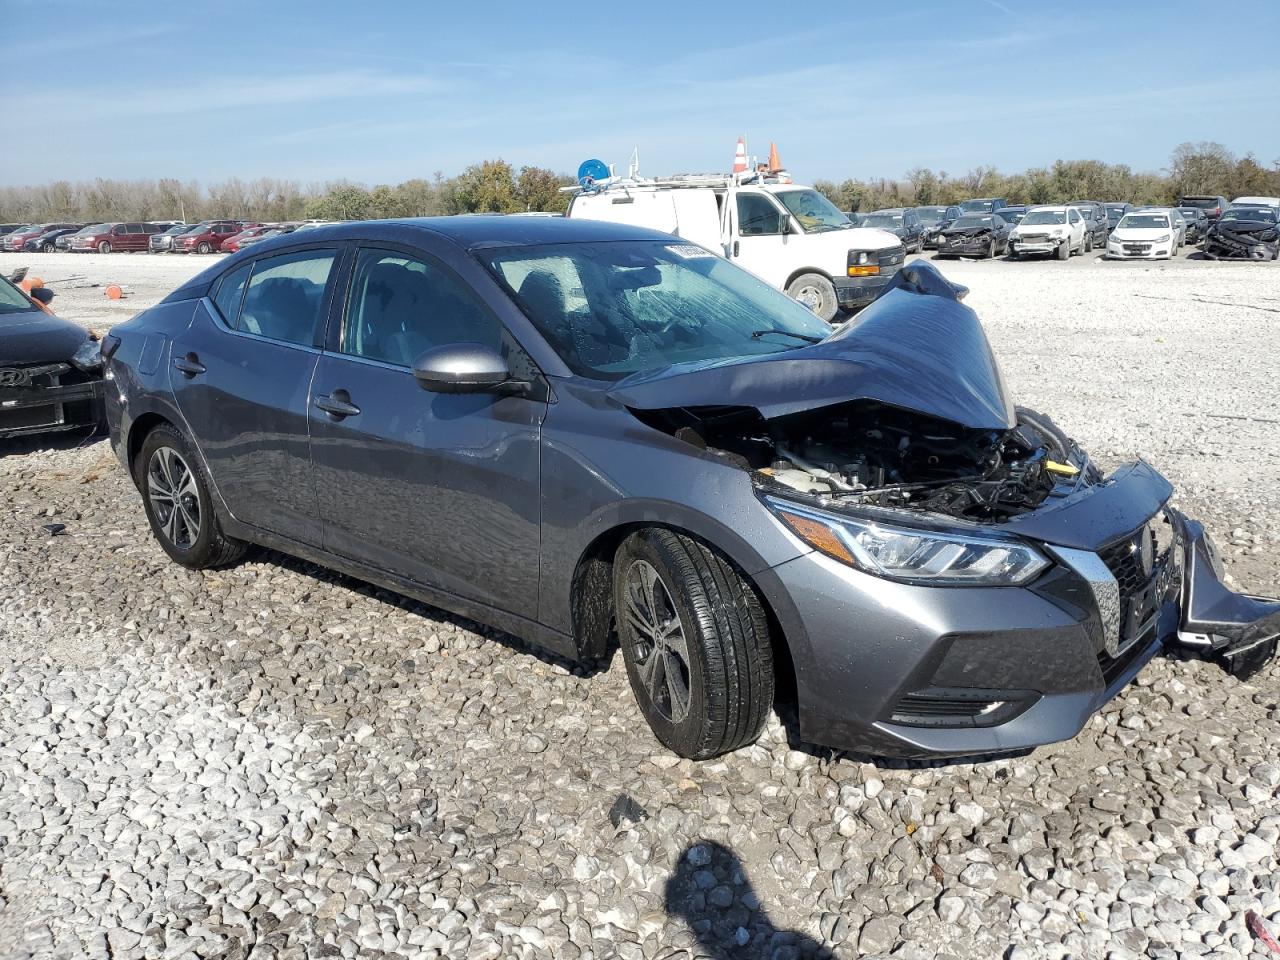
[102,217,1278,761]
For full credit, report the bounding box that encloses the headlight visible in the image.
[849,250,874,266]
[1153,234,1170,243]
[70,337,103,372]
[764,497,1050,586]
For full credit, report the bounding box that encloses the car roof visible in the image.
[869,208,906,214]
[253,214,680,251]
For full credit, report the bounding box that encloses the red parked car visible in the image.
[172,221,255,254]
[2,223,82,252]
[218,225,277,253]
[68,222,166,253]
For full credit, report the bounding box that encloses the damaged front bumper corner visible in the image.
[1177,516,1280,677]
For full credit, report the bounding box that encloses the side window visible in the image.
[1069,210,1080,224]
[736,194,783,236]
[342,248,501,367]
[212,262,252,325]
[238,249,335,345]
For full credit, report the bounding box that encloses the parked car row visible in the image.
[0,220,327,255]
[850,193,1277,263]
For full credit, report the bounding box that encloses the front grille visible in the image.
[1096,518,1178,659]
[877,245,906,268]
[0,404,63,431]
[1020,233,1049,242]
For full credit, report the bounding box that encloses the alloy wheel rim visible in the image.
[147,447,201,550]
[623,559,692,723]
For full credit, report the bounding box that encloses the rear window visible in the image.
[1179,198,1219,209]
[236,249,336,345]
[212,262,252,323]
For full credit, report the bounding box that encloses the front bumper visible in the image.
[1010,236,1066,257]
[0,371,104,439]
[936,236,996,257]
[763,470,1277,758]
[1106,241,1174,260]
[1203,236,1278,260]
[833,268,900,310]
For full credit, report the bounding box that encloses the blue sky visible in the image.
[10,0,1279,186]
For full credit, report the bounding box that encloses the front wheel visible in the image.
[197,241,212,254]
[137,425,247,569]
[1056,238,1070,260]
[614,529,775,759]
[41,242,55,253]
[785,272,838,323]
[97,241,111,254]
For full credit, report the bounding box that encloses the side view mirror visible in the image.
[411,343,528,395]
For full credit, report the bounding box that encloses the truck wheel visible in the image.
[613,529,775,760]
[786,273,839,322]
[97,241,111,254]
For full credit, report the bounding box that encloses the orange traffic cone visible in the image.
[732,137,748,174]
[767,142,782,172]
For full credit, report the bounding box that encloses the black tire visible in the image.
[1056,238,1070,261]
[97,240,111,254]
[136,424,247,569]
[41,242,54,253]
[614,529,774,759]
[1084,233,1093,253]
[1008,248,1019,261]
[785,272,838,322]
[197,241,212,254]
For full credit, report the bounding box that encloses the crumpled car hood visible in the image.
[0,308,88,365]
[608,262,1014,431]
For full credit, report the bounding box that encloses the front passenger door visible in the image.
[309,245,545,616]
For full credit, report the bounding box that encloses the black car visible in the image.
[1104,202,1132,230]
[960,197,1008,214]
[0,274,105,440]
[1067,201,1109,249]
[1203,206,1279,260]
[916,205,963,249]
[1177,208,1210,244]
[1177,195,1229,221]
[858,208,925,253]
[934,213,1010,258]
[996,205,1028,227]
[24,226,83,253]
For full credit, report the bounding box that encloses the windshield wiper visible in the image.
[750,329,823,344]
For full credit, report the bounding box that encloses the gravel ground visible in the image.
[1,249,1278,960]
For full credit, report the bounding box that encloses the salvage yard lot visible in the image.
[1,249,1278,959]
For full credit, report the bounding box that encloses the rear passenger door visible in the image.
[308,243,545,615]
[170,246,340,545]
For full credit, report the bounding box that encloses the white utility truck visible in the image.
[565,172,905,321]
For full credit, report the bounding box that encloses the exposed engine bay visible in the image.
[634,400,1101,522]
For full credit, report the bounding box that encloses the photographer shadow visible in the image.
[664,840,836,959]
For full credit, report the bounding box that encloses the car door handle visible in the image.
[173,353,206,377]
[314,391,361,419]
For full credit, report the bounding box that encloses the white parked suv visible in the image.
[566,174,904,321]
[1106,210,1180,260]
[1008,206,1086,260]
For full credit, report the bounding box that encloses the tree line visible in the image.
[0,160,575,225]
[1,143,1275,225]
[816,142,1280,212]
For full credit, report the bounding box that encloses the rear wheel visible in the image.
[786,273,838,322]
[137,425,247,569]
[614,529,775,759]
[97,241,111,254]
